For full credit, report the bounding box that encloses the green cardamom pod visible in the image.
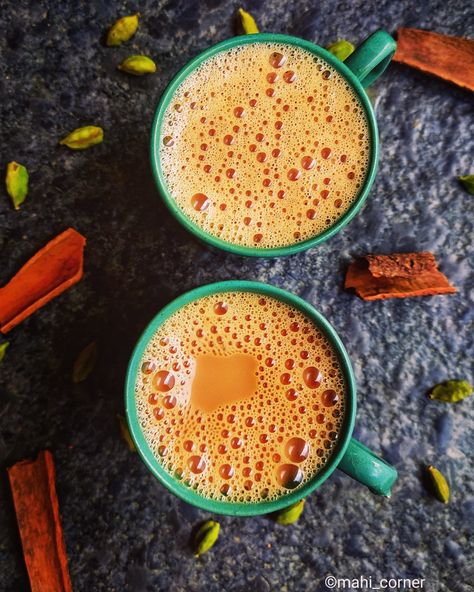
[72,342,98,383]
[275,499,305,525]
[426,465,450,503]
[107,13,140,47]
[194,520,220,557]
[459,175,474,195]
[0,341,9,362]
[5,161,29,210]
[117,415,137,452]
[238,8,259,34]
[118,55,157,76]
[326,39,355,62]
[429,380,472,403]
[59,126,104,150]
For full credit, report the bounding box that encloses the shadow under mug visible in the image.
[125,281,398,516]
[150,31,396,257]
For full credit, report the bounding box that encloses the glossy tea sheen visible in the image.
[159,42,370,248]
[135,291,346,503]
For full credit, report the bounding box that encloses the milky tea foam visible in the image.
[135,291,347,503]
[159,42,370,249]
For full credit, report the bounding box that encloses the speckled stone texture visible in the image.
[0,0,473,590]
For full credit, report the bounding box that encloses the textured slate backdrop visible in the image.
[0,0,473,591]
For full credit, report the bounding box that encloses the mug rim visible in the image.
[150,32,380,257]
[125,280,357,516]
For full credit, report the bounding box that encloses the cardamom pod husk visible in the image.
[459,175,474,195]
[59,126,103,150]
[118,55,157,76]
[0,341,9,362]
[238,8,259,34]
[5,161,29,210]
[117,415,137,451]
[107,13,139,46]
[429,380,472,403]
[194,520,220,557]
[326,39,355,62]
[275,499,305,525]
[426,465,450,503]
[72,342,98,383]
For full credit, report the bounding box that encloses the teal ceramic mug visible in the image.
[150,31,396,257]
[125,281,397,516]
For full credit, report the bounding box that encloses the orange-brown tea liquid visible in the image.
[135,292,346,503]
[160,42,370,248]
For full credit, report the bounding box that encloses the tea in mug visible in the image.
[135,291,347,502]
[159,42,370,248]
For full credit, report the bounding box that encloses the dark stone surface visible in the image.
[0,1,472,591]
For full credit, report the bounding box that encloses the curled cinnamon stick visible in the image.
[345,252,457,301]
[393,28,474,92]
[8,450,73,592]
[0,228,85,333]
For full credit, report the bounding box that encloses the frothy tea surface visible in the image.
[135,291,346,503]
[159,42,370,248]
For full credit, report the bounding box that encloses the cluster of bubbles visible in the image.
[135,291,346,503]
[160,42,370,248]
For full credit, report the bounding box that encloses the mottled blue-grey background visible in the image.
[0,0,473,591]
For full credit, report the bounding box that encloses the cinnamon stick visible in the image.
[393,28,474,92]
[345,252,457,301]
[8,450,73,592]
[0,228,85,333]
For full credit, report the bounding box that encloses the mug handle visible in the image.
[343,30,397,88]
[337,438,398,497]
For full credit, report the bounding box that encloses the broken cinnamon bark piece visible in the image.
[345,252,457,301]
